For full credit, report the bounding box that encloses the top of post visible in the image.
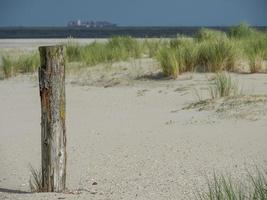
[39,45,64,58]
[39,45,64,51]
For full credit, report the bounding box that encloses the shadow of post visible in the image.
[0,188,30,194]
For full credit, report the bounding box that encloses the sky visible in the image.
[0,0,266,26]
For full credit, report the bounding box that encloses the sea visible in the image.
[0,26,266,38]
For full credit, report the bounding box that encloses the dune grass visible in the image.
[156,24,267,78]
[243,36,267,73]
[228,22,255,39]
[1,53,40,78]
[65,40,82,62]
[158,48,179,78]
[197,167,267,200]
[0,36,145,79]
[157,36,238,77]
[196,28,228,42]
[1,24,267,79]
[209,72,239,99]
[170,37,199,72]
[66,36,144,65]
[143,39,168,58]
[197,39,238,72]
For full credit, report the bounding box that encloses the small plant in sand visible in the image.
[209,72,238,99]
[29,165,44,192]
[197,167,267,200]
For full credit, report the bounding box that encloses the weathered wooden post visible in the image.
[38,45,66,192]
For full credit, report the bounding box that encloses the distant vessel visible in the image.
[67,20,117,28]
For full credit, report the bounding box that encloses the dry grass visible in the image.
[29,165,44,193]
[184,95,267,121]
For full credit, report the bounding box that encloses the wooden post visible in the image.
[38,45,66,192]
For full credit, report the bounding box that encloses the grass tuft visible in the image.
[196,28,227,42]
[1,53,40,78]
[243,37,267,73]
[197,167,267,200]
[29,165,44,193]
[228,22,254,39]
[66,36,143,66]
[66,40,82,62]
[2,56,14,78]
[158,48,179,78]
[197,39,238,72]
[170,37,199,72]
[209,72,238,99]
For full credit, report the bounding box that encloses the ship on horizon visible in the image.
[67,20,117,28]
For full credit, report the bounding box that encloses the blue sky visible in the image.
[0,0,266,26]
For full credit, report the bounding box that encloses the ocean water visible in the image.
[0,26,266,38]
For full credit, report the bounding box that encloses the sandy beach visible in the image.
[0,39,267,200]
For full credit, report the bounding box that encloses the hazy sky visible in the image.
[0,0,266,26]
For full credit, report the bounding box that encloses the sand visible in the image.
[0,38,107,51]
[0,39,267,200]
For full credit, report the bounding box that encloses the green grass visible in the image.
[1,24,267,79]
[81,42,107,65]
[157,37,199,78]
[66,36,143,66]
[157,24,267,77]
[196,28,228,42]
[157,36,239,75]
[106,36,142,60]
[243,36,267,73]
[65,40,82,62]
[143,39,168,58]
[170,37,199,72]
[2,56,13,78]
[158,48,179,78]
[197,167,267,200]
[197,39,238,72]
[1,53,40,78]
[209,72,238,99]
[228,22,254,39]
[18,53,40,73]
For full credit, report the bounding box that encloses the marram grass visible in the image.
[66,36,144,65]
[158,48,179,78]
[197,39,238,72]
[157,24,267,77]
[209,72,239,99]
[1,53,40,78]
[1,25,267,79]
[197,167,267,200]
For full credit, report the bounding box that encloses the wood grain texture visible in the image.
[39,45,66,192]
